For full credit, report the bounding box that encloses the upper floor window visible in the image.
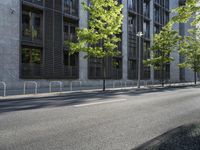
[143,1,150,18]
[128,15,136,33]
[143,20,150,38]
[128,0,136,11]
[22,9,43,41]
[164,12,169,25]
[64,22,78,49]
[154,25,160,34]
[154,7,160,22]
[64,0,79,16]
[165,0,169,9]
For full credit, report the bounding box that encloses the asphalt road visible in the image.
[0,87,200,150]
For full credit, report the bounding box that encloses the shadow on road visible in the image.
[133,123,200,150]
[0,86,198,114]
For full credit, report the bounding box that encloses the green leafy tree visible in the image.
[171,0,200,25]
[179,28,200,84]
[69,0,123,91]
[144,25,181,87]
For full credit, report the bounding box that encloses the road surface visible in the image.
[0,87,200,150]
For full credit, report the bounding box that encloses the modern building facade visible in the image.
[0,0,194,89]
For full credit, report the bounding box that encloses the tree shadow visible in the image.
[133,123,200,150]
[0,86,196,114]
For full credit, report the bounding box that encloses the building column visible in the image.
[149,0,154,81]
[122,0,128,81]
[170,0,180,82]
[0,0,20,84]
[79,0,88,81]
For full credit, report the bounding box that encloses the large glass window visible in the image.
[63,21,79,78]
[143,1,150,17]
[128,15,137,58]
[128,60,137,79]
[21,47,42,78]
[143,20,150,38]
[22,9,43,41]
[22,47,42,64]
[154,7,160,23]
[143,42,150,79]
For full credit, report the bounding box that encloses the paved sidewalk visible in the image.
[134,122,200,150]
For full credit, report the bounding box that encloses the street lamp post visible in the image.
[136,32,143,89]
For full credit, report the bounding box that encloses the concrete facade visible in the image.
[0,0,195,91]
[0,0,20,88]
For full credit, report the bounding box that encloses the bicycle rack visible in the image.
[49,81,63,93]
[0,82,6,97]
[24,81,38,95]
[113,81,123,89]
[70,81,82,91]
[124,81,135,88]
[146,80,153,87]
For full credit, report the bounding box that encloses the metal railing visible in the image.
[70,81,82,91]
[24,81,38,95]
[113,81,123,89]
[49,81,63,93]
[0,82,6,97]
[124,81,135,88]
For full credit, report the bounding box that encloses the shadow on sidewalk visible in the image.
[133,123,200,150]
[0,86,198,114]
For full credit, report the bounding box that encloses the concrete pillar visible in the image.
[79,0,88,81]
[122,0,128,80]
[170,0,180,82]
[149,0,154,81]
[0,0,20,84]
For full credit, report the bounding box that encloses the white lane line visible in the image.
[73,99,127,107]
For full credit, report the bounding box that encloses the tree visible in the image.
[179,28,200,84]
[171,0,200,25]
[69,0,123,91]
[144,25,181,87]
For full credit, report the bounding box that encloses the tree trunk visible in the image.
[161,64,164,87]
[102,58,106,91]
[194,71,197,85]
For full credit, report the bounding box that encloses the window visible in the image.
[128,0,136,11]
[164,12,169,25]
[143,20,150,38]
[128,60,137,79]
[154,25,160,34]
[63,51,78,67]
[22,9,43,40]
[165,0,169,9]
[128,15,137,58]
[143,42,150,60]
[64,0,79,16]
[143,1,150,17]
[128,15,136,33]
[22,47,42,64]
[154,7,160,22]
[21,46,42,78]
[63,21,79,78]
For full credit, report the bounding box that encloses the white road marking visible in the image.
[73,99,127,107]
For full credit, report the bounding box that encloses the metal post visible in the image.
[136,32,143,89]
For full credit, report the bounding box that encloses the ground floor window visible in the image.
[21,46,42,78]
[63,51,79,79]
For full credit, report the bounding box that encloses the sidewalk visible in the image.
[0,82,198,100]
